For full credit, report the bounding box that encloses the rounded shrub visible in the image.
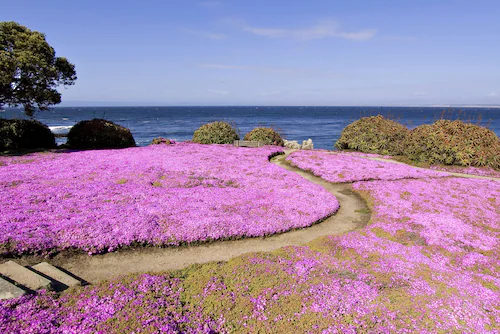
[334,115,409,155]
[192,121,239,144]
[243,127,284,146]
[0,119,56,151]
[150,137,173,145]
[67,119,136,149]
[404,120,500,169]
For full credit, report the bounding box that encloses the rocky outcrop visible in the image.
[284,139,314,150]
[284,139,301,149]
[302,139,314,150]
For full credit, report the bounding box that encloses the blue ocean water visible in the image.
[2,106,500,150]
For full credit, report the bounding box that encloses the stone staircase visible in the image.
[0,261,82,300]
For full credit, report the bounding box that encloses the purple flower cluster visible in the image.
[0,274,226,333]
[430,164,500,178]
[286,150,449,182]
[210,177,499,332]
[0,144,339,255]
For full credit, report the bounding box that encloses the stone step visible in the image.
[31,262,81,290]
[0,276,26,300]
[0,261,51,291]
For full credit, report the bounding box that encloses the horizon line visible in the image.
[57,103,500,108]
[3,104,500,109]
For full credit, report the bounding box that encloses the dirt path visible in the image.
[32,151,369,284]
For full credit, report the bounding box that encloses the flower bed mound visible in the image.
[0,274,225,333]
[0,143,339,256]
[404,120,500,170]
[2,177,499,332]
[286,150,449,183]
[430,164,500,178]
[334,115,409,155]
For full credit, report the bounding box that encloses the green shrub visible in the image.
[334,115,409,155]
[150,137,173,145]
[243,127,284,146]
[192,121,239,144]
[404,120,500,169]
[67,119,136,149]
[0,119,56,151]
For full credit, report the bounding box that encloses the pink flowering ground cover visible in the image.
[286,150,449,183]
[430,164,500,178]
[0,143,339,255]
[1,176,498,333]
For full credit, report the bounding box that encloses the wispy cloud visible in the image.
[184,29,227,40]
[242,19,376,41]
[487,92,498,97]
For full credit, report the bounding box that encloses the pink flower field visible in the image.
[1,148,499,333]
[286,150,450,182]
[0,144,339,255]
[430,164,500,178]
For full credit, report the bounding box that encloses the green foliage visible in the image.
[0,118,56,150]
[404,120,500,170]
[334,115,409,155]
[243,127,284,146]
[150,137,171,145]
[67,119,136,149]
[192,121,239,144]
[0,21,77,116]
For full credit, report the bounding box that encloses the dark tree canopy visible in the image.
[0,21,76,116]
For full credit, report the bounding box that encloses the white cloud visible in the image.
[487,92,498,97]
[243,27,287,38]
[413,91,427,97]
[243,19,376,41]
[184,29,227,40]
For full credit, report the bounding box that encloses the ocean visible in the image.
[2,106,500,150]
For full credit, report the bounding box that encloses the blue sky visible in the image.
[2,0,500,106]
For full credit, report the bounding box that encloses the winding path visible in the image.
[15,151,370,284]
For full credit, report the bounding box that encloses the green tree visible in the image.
[0,21,76,116]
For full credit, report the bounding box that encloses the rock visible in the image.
[32,262,81,290]
[0,261,51,291]
[284,140,301,149]
[301,138,314,150]
[0,276,26,300]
